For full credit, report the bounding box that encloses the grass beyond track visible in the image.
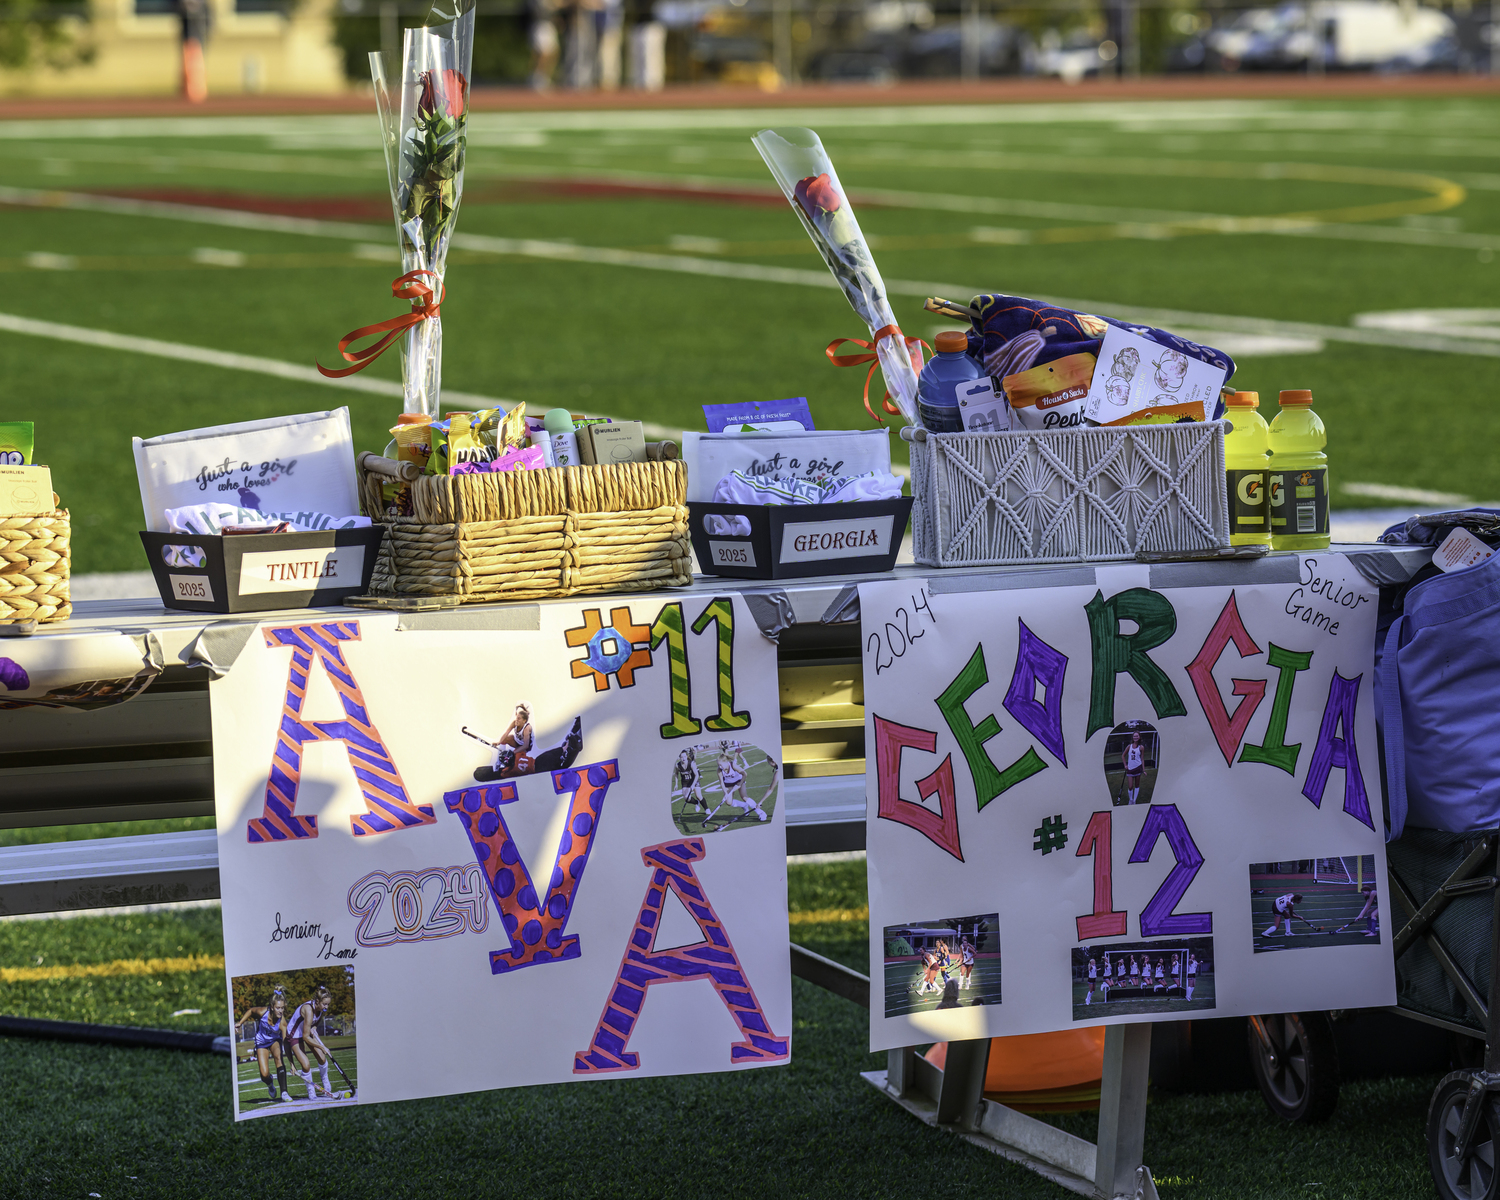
[0,95,1497,572]
[0,854,1445,1197]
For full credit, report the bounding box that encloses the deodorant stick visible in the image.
[530,429,556,468]
[543,408,581,468]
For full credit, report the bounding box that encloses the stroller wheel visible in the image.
[1247,1012,1339,1124]
[1429,1070,1500,1200]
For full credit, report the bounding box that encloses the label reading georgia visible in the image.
[1227,468,1270,534]
[779,514,895,564]
[1269,466,1328,535]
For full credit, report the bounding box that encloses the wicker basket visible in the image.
[0,509,71,623]
[908,422,1231,567]
[359,460,693,603]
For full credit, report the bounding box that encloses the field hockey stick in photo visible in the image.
[460,726,499,748]
[1296,914,1326,933]
[327,1052,356,1095]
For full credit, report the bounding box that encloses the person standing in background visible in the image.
[178,0,211,103]
[596,0,624,89]
[529,0,561,89]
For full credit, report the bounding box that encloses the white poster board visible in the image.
[211,594,789,1119]
[862,556,1394,1051]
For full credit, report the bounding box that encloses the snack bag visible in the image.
[968,294,1235,420]
[1003,353,1095,431]
[1102,399,1207,426]
[498,404,528,452]
[425,422,451,475]
[448,413,496,467]
[0,421,33,466]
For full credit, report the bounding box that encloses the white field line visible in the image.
[0,310,679,438]
[4,186,1499,360]
[16,143,1491,252]
[2,99,1493,140]
[0,101,1306,142]
[0,311,508,411]
[1341,482,1481,506]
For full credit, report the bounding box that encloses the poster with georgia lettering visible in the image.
[210,594,789,1119]
[862,557,1394,1051]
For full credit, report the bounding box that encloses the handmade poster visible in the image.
[862,556,1393,1050]
[211,594,790,1119]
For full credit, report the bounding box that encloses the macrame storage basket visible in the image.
[359,460,693,603]
[908,422,1230,566]
[0,509,71,623]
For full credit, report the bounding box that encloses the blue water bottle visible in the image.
[918,331,983,433]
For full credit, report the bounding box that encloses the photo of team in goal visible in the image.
[882,914,1001,1017]
[1071,937,1215,1020]
[230,966,358,1117]
[669,740,780,835]
[1249,855,1380,954]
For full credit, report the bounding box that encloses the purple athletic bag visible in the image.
[1378,527,1500,839]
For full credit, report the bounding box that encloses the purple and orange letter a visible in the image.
[248,622,434,842]
[575,838,788,1074]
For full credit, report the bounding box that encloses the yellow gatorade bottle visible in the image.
[1224,390,1270,546]
[1268,388,1330,551]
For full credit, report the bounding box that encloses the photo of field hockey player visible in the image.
[883,914,1000,1017]
[1103,720,1160,806]
[1249,856,1380,954]
[1072,938,1214,1020]
[461,703,585,782]
[230,966,358,1118]
[668,740,780,835]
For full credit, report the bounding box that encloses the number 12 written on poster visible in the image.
[1074,806,1210,941]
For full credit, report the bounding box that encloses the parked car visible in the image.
[1029,28,1116,82]
[1198,1,1456,70]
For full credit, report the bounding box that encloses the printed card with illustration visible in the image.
[211,596,789,1119]
[861,560,1395,1050]
[1081,326,1228,425]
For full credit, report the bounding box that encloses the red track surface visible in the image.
[2,73,1497,121]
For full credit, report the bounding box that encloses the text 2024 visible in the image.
[867,590,935,675]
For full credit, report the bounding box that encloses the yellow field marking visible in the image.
[788,906,868,925]
[1,953,224,984]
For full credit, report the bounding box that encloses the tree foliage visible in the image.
[0,0,94,72]
[230,965,357,1025]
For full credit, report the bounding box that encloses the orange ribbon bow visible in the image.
[824,324,928,424]
[317,270,444,379]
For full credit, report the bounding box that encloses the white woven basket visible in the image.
[907,421,1231,567]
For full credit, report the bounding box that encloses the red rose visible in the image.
[794,173,842,220]
[417,68,468,119]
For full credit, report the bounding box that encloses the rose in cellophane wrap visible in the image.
[752,127,919,423]
[370,0,474,417]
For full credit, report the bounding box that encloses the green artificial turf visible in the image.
[0,97,1496,572]
[0,858,1445,1198]
[0,816,217,848]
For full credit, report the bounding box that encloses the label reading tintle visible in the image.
[779,514,895,564]
[237,546,365,596]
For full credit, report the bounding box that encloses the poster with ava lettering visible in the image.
[210,594,789,1118]
[861,557,1394,1050]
